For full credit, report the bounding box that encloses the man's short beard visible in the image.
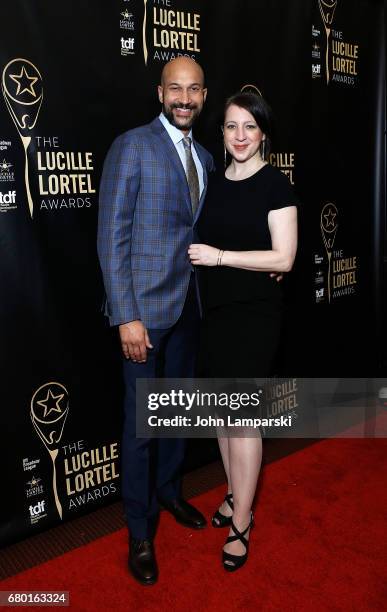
[163,103,200,130]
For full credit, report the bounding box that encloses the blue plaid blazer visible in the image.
[97,117,215,328]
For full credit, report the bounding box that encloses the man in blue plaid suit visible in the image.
[97,57,214,585]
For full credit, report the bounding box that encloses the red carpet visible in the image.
[2,438,387,611]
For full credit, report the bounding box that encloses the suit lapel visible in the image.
[151,118,192,217]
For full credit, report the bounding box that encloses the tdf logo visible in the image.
[121,37,135,55]
[0,190,16,204]
[29,500,45,517]
[312,64,321,78]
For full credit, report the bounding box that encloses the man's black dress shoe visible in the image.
[160,498,207,529]
[129,538,158,585]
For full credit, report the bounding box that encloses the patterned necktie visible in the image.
[182,136,200,216]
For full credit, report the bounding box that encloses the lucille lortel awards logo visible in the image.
[320,203,338,302]
[2,58,43,217]
[319,203,357,303]
[143,0,201,65]
[31,382,69,519]
[316,0,359,86]
[2,57,96,214]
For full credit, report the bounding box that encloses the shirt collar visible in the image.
[159,112,193,145]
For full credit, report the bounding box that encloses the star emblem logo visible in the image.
[36,388,65,418]
[9,64,38,97]
[324,207,337,229]
[0,159,12,171]
[27,475,41,487]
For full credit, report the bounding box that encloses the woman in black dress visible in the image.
[189,92,298,571]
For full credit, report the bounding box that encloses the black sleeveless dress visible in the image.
[197,164,299,378]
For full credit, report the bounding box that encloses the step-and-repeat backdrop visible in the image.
[0,0,384,545]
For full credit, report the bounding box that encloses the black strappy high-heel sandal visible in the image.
[222,513,254,572]
[211,493,233,528]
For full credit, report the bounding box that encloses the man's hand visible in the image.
[119,321,153,362]
[270,272,284,282]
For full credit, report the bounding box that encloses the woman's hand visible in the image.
[188,243,220,266]
[270,272,283,282]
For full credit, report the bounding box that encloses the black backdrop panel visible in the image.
[0,0,384,546]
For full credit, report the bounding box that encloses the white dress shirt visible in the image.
[159,112,204,197]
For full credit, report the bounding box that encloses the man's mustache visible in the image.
[171,103,197,110]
